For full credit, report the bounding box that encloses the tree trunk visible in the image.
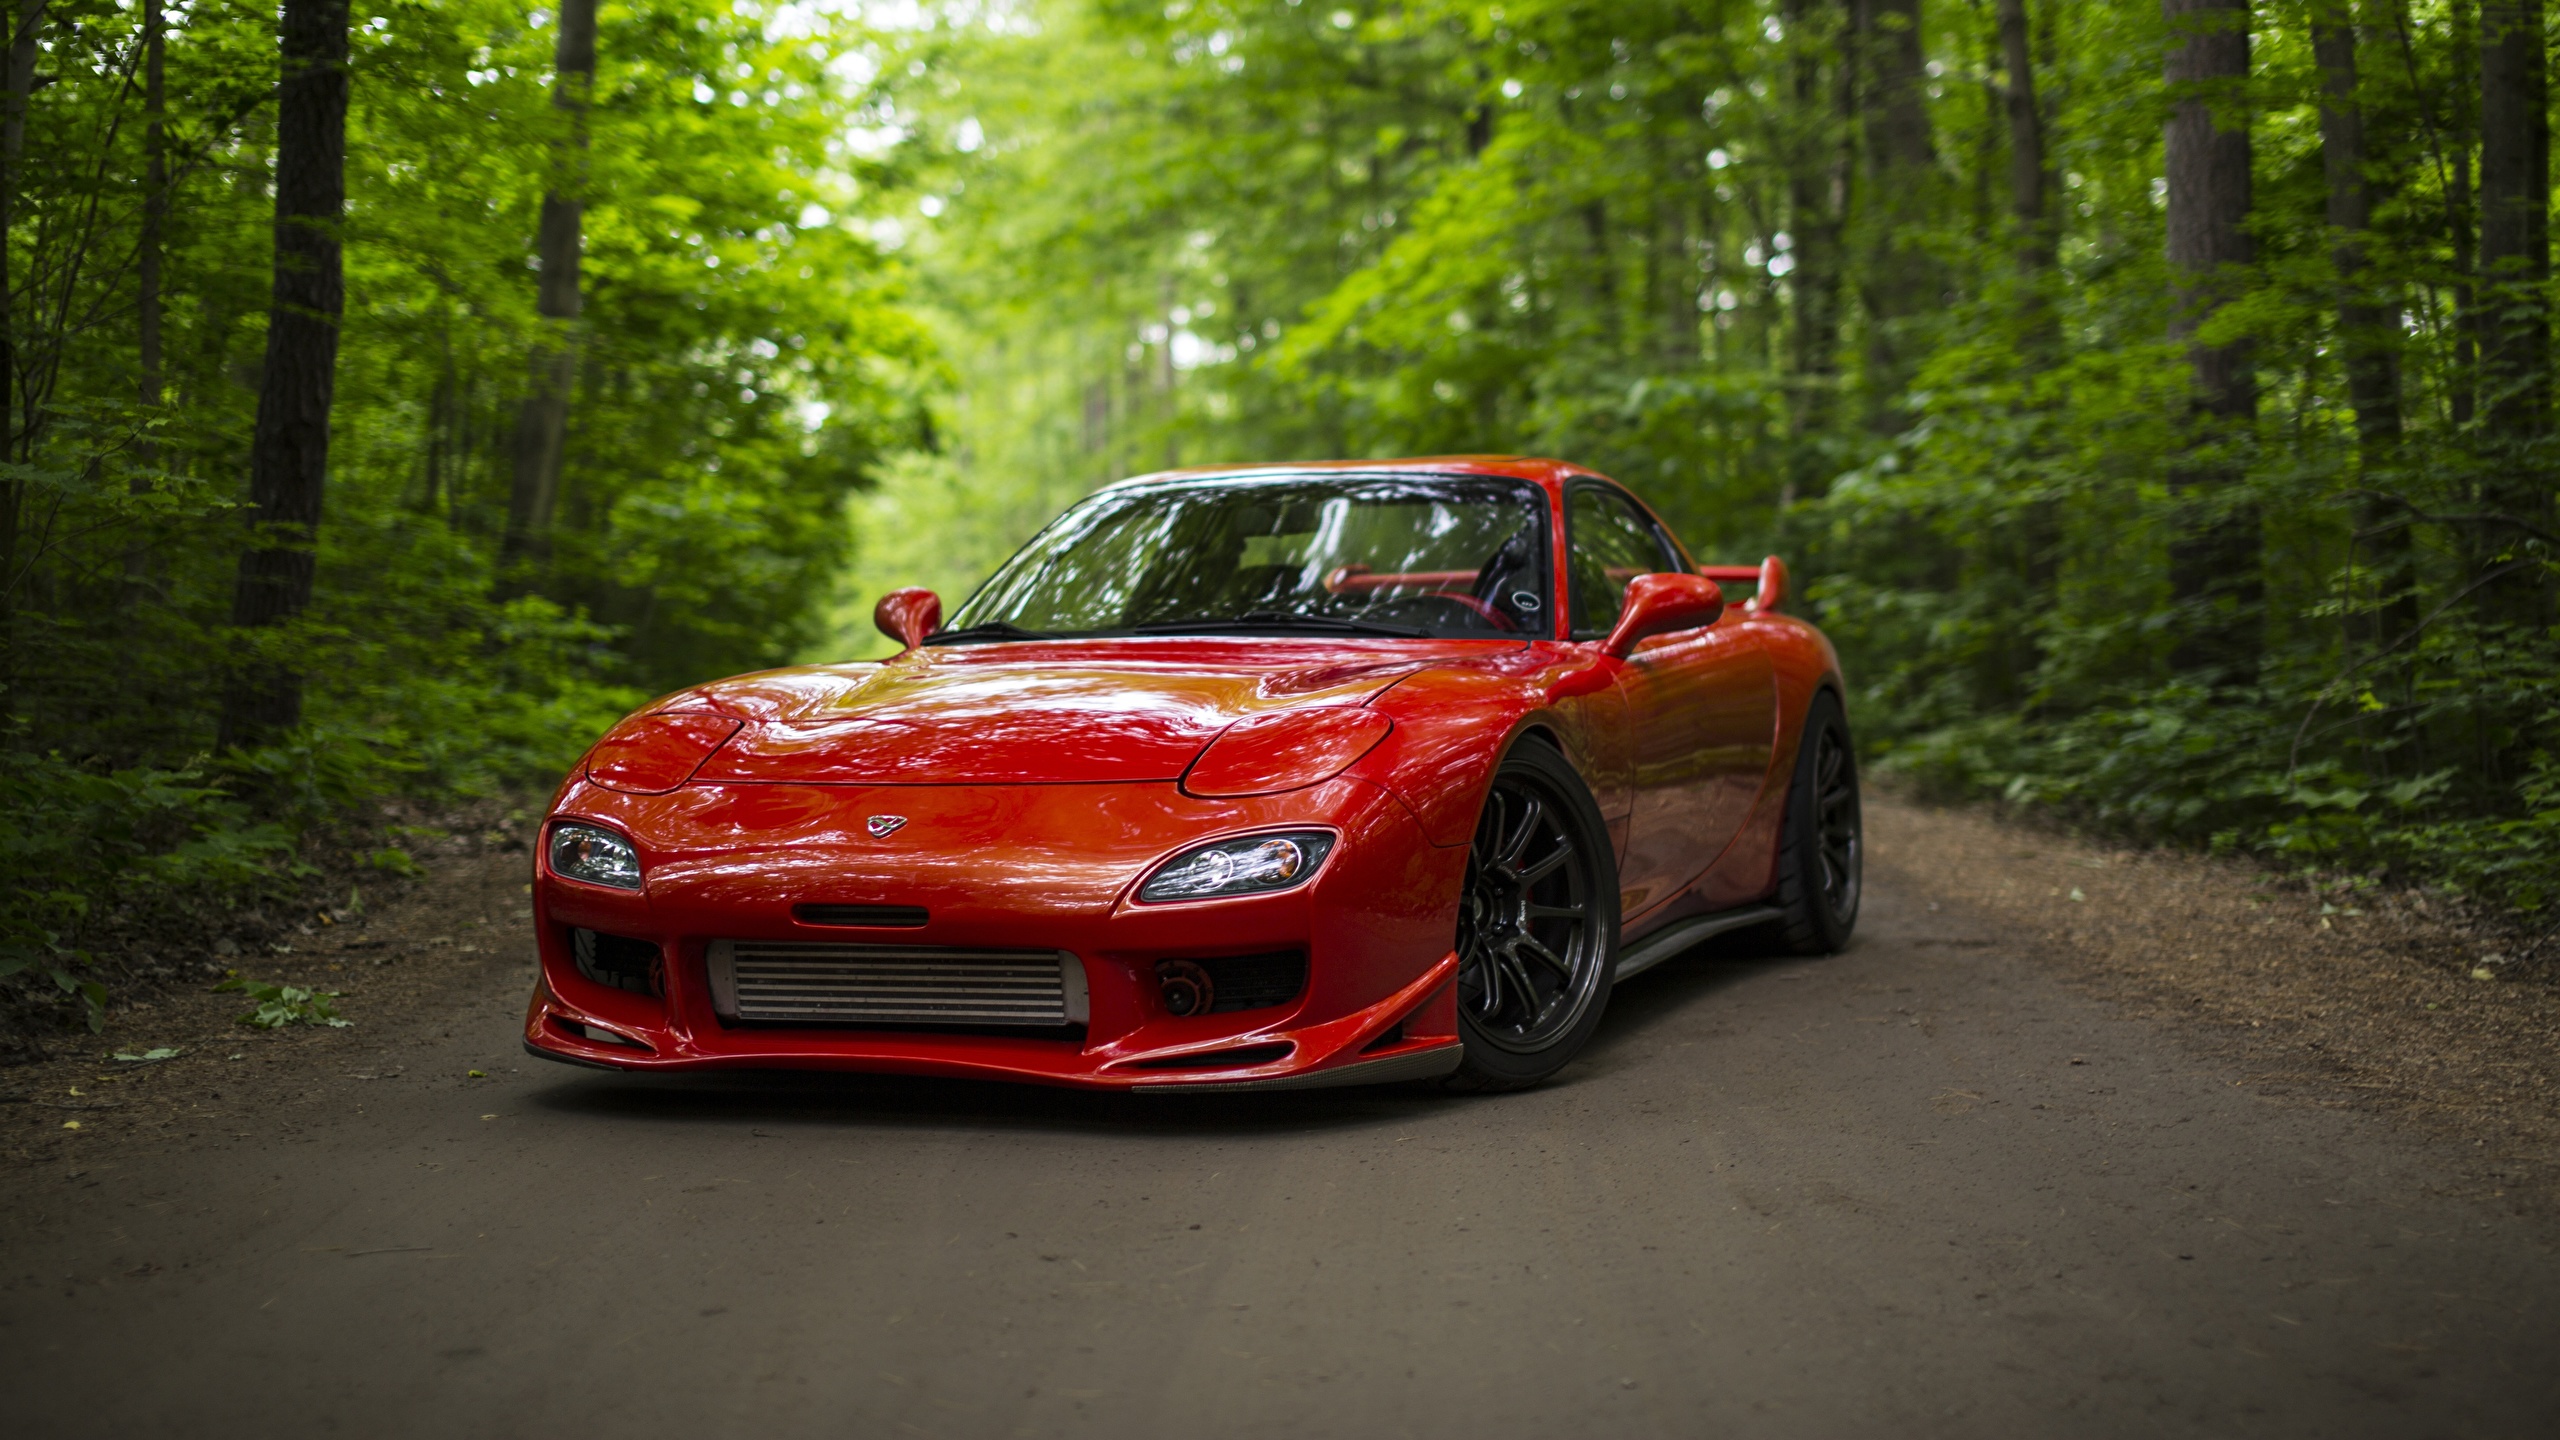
[1995,0,2054,275]
[1992,0,2064,621]
[1854,0,1943,426]
[501,0,598,572]
[1782,0,1850,505]
[1580,198,1620,352]
[1665,206,1699,366]
[219,0,350,749]
[138,0,165,419]
[2450,148,2479,426]
[2314,8,2415,647]
[126,0,166,599]
[2478,0,2551,433]
[1652,118,1701,368]
[422,357,452,516]
[2313,14,2399,447]
[0,0,40,703]
[2476,0,2550,627]
[2162,0,2261,678]
[1157,272,1177,471]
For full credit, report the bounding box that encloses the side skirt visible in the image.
[1611,904,1784,984]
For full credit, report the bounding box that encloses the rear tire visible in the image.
[1440,741,1621,1092]
[1773,691,1862,955]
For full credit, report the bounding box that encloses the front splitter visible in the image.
[521,950,1464,1092]
[1130,1043,1459,1092]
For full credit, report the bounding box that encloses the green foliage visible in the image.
[3,0,930,1032]
[849,0,2557,912]
[0,744,296,1031]
[215,976,353,1029]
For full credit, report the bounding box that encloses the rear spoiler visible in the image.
[1696,556,1789,614]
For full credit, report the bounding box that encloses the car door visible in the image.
[1567,484,1776,919]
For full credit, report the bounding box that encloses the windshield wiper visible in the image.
[1132,610,1429,638]
[922,621,1060,645]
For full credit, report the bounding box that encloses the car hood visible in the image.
[656,639,1495,785]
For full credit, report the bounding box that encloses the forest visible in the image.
[2,0,2554,1035]
[2,0,928,1028]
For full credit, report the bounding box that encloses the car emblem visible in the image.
[866,815,908,838]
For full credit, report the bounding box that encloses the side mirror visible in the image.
[1599,573,1724,659]
[873,587,942,652]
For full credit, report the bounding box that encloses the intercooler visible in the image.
[705,940,1090,1029]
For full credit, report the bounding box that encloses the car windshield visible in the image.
[938,476,1551,641]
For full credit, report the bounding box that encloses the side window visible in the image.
[1567,488,1675,638]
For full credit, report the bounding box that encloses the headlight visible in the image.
[1137,830,1335,904]
[549,822,643,891]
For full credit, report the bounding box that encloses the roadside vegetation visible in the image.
[851,0,2557,921]
[2,0,928,1040]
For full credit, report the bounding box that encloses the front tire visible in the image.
[1441,740,1621,1092]
[1772,690,1862,954]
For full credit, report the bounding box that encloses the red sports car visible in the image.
[523,458,1860,1091]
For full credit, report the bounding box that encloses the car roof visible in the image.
[1101,456,1609,500]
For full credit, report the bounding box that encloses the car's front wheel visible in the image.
[1441,740,1620,1092]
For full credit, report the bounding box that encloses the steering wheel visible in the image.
[1472,532,1532,602]
[1359,593,1516,633]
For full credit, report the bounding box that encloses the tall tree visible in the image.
[127,0,167,597]
[1853,0,1944,424]
[1991,0,2063,619]
[219,0,351,748]
[2313,5,2413,644]
[2442,0,2481,428]
[2162,0,2261,677]
[501,0,599,572]
[0,0,39,697]
[2476,0,2551,625]
[1993,0,2054,278]
[1782,0,1850,502]
[137,0,166,425]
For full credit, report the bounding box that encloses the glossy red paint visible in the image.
[1600,573,1726,658]
[585,713,743,795]
[523,456,1844,1089]
[1183,707,1394,797]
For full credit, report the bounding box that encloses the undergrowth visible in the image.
[0,601,634,1047]
[1838,597,2560,918]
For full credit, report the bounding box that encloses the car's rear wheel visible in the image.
[1441,741,1620,1092]
[1772,690,1862,954]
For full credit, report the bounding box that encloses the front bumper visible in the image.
[521,776,1466,1090]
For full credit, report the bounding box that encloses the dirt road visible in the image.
[5,803,2556,1437]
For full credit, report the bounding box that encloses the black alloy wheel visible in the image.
[1774,691,1862,954]
[1444,741,1619,1091]
[1812,723,1861,919]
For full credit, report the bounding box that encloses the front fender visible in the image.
[1347,647,1631,848]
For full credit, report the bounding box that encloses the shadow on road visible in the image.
[1580,932,1845,1056]
[523,1065,1451,1138]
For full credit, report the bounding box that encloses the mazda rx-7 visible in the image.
[523,457,1860,1091]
